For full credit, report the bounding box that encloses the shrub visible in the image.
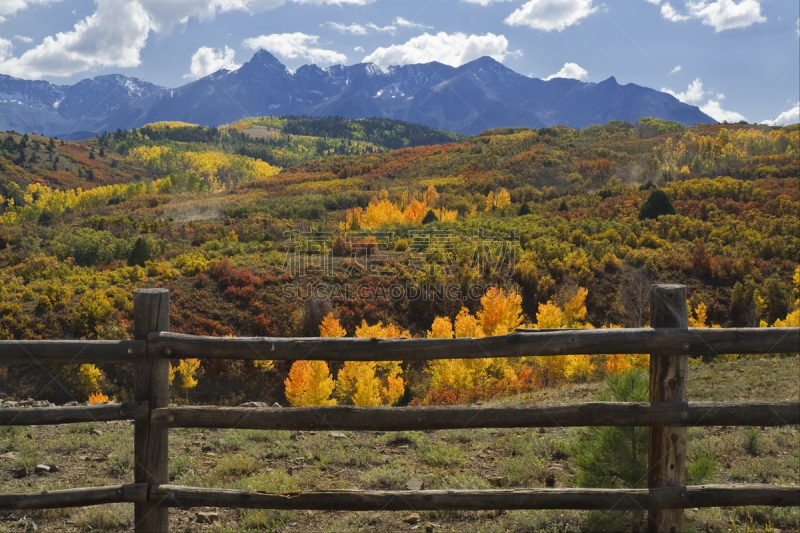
[173,252,209,276]
[49,228,126,266]
[71,290,114,337]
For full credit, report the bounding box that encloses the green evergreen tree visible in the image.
[518,203,531,216]
[128,236,152,267]
[422,210,439,224]
[638,189,676,220]
[575,369,716,531]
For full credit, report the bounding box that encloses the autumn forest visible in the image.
[1,116,798,408]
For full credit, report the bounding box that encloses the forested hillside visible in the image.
[0,117,797,407]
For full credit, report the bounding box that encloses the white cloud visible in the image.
[0,0,151,79]
[291,0,373,4]
[661,2,689,21]
[13,35,34,43]
[663,78,705,103]
[658,0,766,31]
[700,99,745,122]
[393,17,432,29]
[138,0,285,33]
[544,62,588,80]
[687,0,766,32]
[184,45,240,79]
[354,46,364,52]
[0,0,60,23]
[761,104,800,126]
[686,0,767,32]
[243,33,347,65]
[363,32,514,69]
[324,22,395,34]
[504,0,599,31]
[670,65,681,74]
[0,39,12,61]
[142,0,374,34]
[461,0,515,5]
[663,78,745,122]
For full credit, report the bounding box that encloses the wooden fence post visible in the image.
[648,284,689,533]
[133,289,170,533]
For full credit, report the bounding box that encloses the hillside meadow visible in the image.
[0,116,798,531]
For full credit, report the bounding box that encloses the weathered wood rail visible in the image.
[0,286,798,533]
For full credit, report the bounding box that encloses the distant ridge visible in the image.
[0,50,715,139]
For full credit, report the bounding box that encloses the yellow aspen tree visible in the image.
[284,360,337,406]
[434,207,458,222]
[363,190,403,228]
[562,287,589,328]
[531,287,595,381]
[403,198,427,224]
[688,301,707,327]
[495,188,511,208]
[426,313,490,391]
[88,391,109,404]
[454,307,483,338]
[319,312,347,337]
[485,191,494,211]
[423,185,439,207]
[175,359,201,389]
[425,316,464,390]
[253,360,274,372]
[335,321,407,405]
[478,287,523,336]
[603,324,648,373]
[78,364,104,399]
[428,316,454,339]
[773,309,800,327]
[773,267,800,327]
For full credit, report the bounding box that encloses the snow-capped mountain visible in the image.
[0,50,715,139]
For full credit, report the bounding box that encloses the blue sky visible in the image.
[0,0,797,125]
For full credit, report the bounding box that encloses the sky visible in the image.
[0,0,797,126]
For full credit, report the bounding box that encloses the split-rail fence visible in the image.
[1,285,798,533]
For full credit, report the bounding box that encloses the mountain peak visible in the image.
[249,49,286,68]
[458,56,517,77]
[462,56,505,69]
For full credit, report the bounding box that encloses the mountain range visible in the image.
[0,50,715,139]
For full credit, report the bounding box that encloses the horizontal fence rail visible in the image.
[0,402,148,426]
[152,402,800,431]
[0,484,148,510]
[148,327,800,361]
[0,339,146,364]
[151,484,800,511]
[2,484,796,512]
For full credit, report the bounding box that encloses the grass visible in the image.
[0,355,797,532]
[417,442,467,468]
[73,504,131,532]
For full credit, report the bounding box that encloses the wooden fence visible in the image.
[1,285,798,533]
